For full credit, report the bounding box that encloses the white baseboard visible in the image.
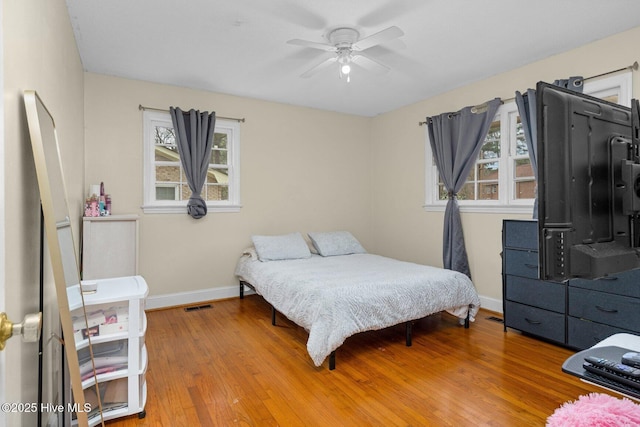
[145,284,254,310]
[146,286,502,314]
[478,295,503,314]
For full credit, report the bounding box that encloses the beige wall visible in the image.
[3,0,84,424]
[84,74,373,298]
[370,26,640,308]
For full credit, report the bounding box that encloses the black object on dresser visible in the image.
[502,219,640,349]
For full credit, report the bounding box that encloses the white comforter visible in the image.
[235,253,481,366]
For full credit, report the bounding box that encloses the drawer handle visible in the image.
[524,318,542,325]
[595,305,618,314]
[598,276,618,281]
[524,263,538,269]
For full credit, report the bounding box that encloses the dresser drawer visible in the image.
[568,287,640,331]
[503,249,540,279]
[503,220,538,250]
[569,268,640,299]
[504,301,565,343]
[505,275,565,312]
[567,316,634,350]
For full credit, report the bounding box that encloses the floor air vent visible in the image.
[486,316,504,323]
[184,304,212,312]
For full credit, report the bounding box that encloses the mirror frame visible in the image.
[23,90,90,427]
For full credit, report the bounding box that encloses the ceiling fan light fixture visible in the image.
[288,25,403,82]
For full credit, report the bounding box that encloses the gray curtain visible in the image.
[427,98,501,278]
[515,89,538,218]
[515,76,583,218]
[169,107,216,219]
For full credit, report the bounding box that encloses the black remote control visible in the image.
[583,362,640,392]
[584,356,640,378]
[622,352,640,369]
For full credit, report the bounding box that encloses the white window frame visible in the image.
[142,110,241,213]
[424,72,632,213]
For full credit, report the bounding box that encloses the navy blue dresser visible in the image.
[502,219,640,349]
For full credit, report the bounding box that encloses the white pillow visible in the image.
[307,231,366,257]
[251,232,312,261]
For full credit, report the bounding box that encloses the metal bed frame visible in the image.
[239,280,470,370]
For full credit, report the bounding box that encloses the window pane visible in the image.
[478,161,499,181]
[515,158,533,178]
[515,117,528,156]
[205,184,229,201]
[156,165,181,182]
[156,186,177,201]
[457,183,475,200]
[154,126,176,145]
[515,179,536,199]
[214,133,227,149]
[210,149,228,165]
[207,168,229,184]
[179,184,190,201]
[155,145,179,162]
[155,126,178,161]
[479,182,499,200]
[480,121,501,160]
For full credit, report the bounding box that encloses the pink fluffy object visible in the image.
[547,393,640,427]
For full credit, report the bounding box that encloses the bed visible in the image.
[234,231,481,369]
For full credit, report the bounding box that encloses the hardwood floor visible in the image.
[104,295,612,426]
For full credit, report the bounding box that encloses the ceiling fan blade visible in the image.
[351,54,390,74]
[352,26,404,51]
[300,57,337,78]
[287,39,336,52]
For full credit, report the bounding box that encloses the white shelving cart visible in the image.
[68,275,148,426]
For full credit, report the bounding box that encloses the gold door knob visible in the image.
[0,312,42,350]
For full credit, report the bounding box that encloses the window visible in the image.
[424,73,632,213]
[143,110,241,213]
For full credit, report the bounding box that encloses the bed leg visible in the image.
[329,351,336,370]
[406,322,412,346]
[464,308,470,329]
[239,281,244,299]
[271,306,276,326]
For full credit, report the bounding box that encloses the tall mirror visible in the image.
[24,91,101,427]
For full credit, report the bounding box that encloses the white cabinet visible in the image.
[82,215,139,280]
[68,275,148,426]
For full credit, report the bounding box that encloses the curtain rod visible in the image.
[418,60,639,126]
[418,101,500,126]
[138,104,245,123]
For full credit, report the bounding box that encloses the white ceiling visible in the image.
[65,0,640,117]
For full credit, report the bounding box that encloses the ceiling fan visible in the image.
[287,26,404,82]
